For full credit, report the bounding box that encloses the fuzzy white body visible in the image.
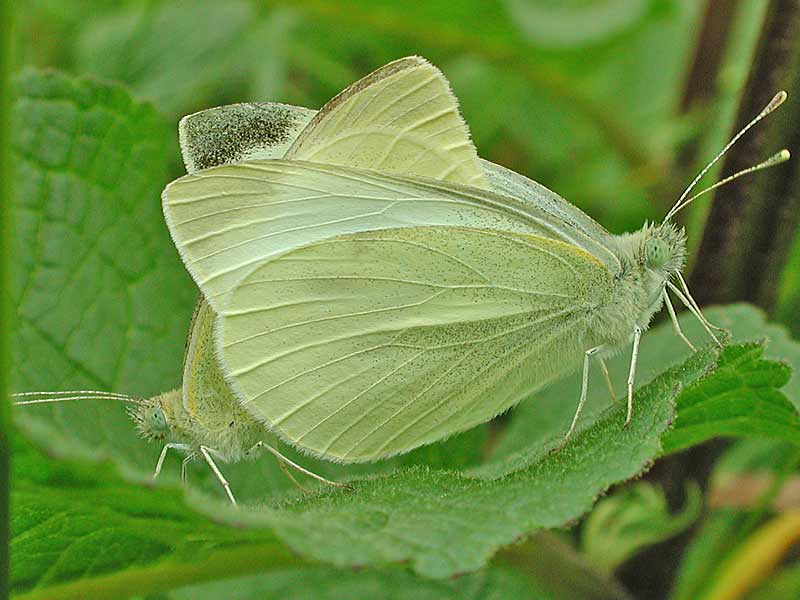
[590,225,686,351]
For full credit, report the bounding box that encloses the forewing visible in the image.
[217,226,612,462]
[286,56,489,189]
[176,102,315,414]
[482,160,613,244]
[163,160,621,311]
[179,102,315,172]
[175,98,615,253]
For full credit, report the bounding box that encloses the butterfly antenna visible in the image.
[668,149,790,218]
[664,91,788,222]
[11,390,144,406]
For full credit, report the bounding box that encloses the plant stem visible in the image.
[689,0,800,306]
[628,3,797,598]
[700,511,800,600]
[13,542,302,600]
[679,0,738,114]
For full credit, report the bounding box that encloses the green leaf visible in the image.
[662,344,797,453]
[147,563,550,600]
[75,0,260,116]
[580,482,701,574]
[1,1,12,597]
[490,304,800,463]
[702,304,800,411]
[11,435,292,600]
[73,0,301,119]
[14,330,790,595]
[10,70,799,596]
[11,68,196,474]
[748,563,800,600]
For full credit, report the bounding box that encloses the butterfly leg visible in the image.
[663,288,696,352]
[671,274,725,345]
[667,281,721,346]
[559,345,605,449]
[181,454,196,485]
[247,441,350,490]
[243,441,309,493]
[675,271,725,333]
[598,356,617,403]
[199,445,237,506]
[153,443,191,479]
[278,459,311,493]
[624,327,643,429]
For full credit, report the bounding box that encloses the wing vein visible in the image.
[233,274,572,299]
[299,349,428,446]
[224,289,448,347]
[361,315,588,457]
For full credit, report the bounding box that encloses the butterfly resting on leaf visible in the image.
[15,57,789,505]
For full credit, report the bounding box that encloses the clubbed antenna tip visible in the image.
[664,91,790,222]
[765,90,788,113]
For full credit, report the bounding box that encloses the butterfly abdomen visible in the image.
[179,298,266,461]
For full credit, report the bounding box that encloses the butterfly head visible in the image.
[128,393,175,442]
[641,221,687,278]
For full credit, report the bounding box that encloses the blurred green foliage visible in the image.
[17,0,764,236]
[10,2,800,599]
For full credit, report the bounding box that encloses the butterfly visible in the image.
[16,57,789,504]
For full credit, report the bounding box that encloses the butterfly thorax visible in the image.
[591,222,687,349]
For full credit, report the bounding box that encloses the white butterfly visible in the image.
[17,57,789,504]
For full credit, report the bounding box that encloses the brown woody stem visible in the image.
[689,0,800,307]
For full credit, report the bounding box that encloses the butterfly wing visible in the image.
[481,159,616,249]
[176,100,612,246]
[163,160,620,311]
[176,102,317,420]
[217,225,612,461]
[177,100,614,245]
[172,58,617,268]
[166,56,620,309]
[286,56,489,189]
[181,295,257,440]
[179,102,316,172]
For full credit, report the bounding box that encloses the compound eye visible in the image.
[149,407,167,430]
[645,238,670,269]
